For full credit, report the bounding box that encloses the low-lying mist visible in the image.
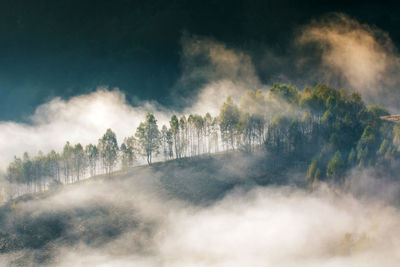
[2,11,400,267]
[1,154,400,267]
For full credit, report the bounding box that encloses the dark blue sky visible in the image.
[0,0,399,121]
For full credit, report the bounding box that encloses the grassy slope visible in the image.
[7,150,307,206]
[0,151,308,265]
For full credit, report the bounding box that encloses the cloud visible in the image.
[156,186,400,267]
[2,165,400,267]
[0,89,174,171]
[178,34,267,116]
[177,14,400,116]
[3,15,400,172]
[0,35,266,171]
[180,34,260,86]
[2,13,400,267]
[297,13,400,111]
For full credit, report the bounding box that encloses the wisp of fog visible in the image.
[1,158,400,267]
[2,12,400,267]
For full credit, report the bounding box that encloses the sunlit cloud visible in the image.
[298,13,400,111]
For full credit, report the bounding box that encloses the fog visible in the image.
[179,34,265,115]
[0,89,174,171]
[1,157,400,267]
[2,12,400,266]
[2,13,400,171]
[0,35,264,171]
[297,13,400,111]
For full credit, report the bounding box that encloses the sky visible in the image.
[1,0,400,121]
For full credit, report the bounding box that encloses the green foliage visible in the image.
[85,144,99,176]
[268,83,299,104]
[169,115,181,158]
[73,143,87,181]
[98,129,119,175]
[312,168,320,191]
[219,96,240,150]
[135,113,161,165]
[6,82,400,194]
[348,148,356,166]
[120,136,136,170]
[240,89,266,115]
[367,105,389,117]
[356,126,377,167]
[327,151,345,181]
[377,139,389,156]
[307,159,319,183]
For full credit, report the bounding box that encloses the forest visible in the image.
[5,83,400,197]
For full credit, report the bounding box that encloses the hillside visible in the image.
[3,84,400,266]
[2,149,400,266]
[3,5,400,266]
[6,83,399,201]
[0,151,308,266]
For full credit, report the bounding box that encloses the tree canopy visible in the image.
[5,83,400,198]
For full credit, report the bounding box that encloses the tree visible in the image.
[266,115,291,153]
[32,151,45,192]
[219,96,240,150]
[98,129,119,175]
[377,139,389,156]
[348,148,356,166]
[326,151,345,182]
[180,116,188,156]
[240,89,266,145]
[356,126,377,167]
[312,168,320,191]
[6,82,400,199]
[73,143,86,181]
[170,115,180,158]
[393,125,400,148]
[240,89,266,116]
[306,158,318,183]
[204,113,213,153]
[288,118,302,155]
[187,114,195,156]
[161,125,169,160]
[85,144,99,177]
[120,136,136,169]
[166,128,174,159]
[211,117,219,153]
[268,83,300,104]
[192,114,204,155]
[62,142,74,183]
[135,113,161,165]
[6,156,23,195]
[238,112,254,152]
[47,150,61,182]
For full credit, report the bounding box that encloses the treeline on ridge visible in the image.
[5,83,400,197]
